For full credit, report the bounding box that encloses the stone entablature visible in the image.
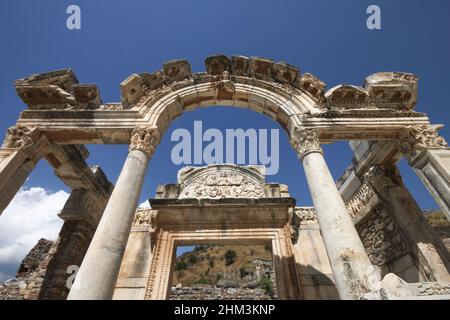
[11,54,433,149]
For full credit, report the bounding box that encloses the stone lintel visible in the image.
[149,197,296,208]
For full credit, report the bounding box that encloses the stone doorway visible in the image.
[170,244,277,300]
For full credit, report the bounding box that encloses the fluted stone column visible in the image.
[399,125,450,221]
[290,128,378,299]
[67,127,160,300]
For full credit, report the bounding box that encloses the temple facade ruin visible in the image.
[1,54,450,300]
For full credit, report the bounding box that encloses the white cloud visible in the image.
[0,187,69,281]
[138,200,151,208]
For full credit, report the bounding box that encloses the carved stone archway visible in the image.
[1,54,450,300]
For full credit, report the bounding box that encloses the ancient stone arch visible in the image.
[1,54,450,300]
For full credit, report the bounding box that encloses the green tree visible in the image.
[224,249,237,266]
[187,254,198,265]
[258,276,274,296]
[175,261,188,271]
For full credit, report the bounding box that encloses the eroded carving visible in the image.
[129,126,160,158]
[205,54,232,75]
[294,207,317,224]
[14,68,102,110]
[133,208,157,226]
[2,126,36,155]
[178,165,265,199]
[325,85,369,109]
[180,171,264,199]
[399,125,448,159]
[364,72,418,110]
[345,182,376,218]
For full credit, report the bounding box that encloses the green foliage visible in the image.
[224,249,237,266]
[175,261,188,271]
[187,254,198,265]
[193,246,208,253]
[194,276,210,285]
[258,276,273,295]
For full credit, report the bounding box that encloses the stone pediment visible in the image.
[177,164,265,199]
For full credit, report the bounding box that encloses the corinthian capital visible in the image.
[2,125,36,156]
[289,128,323,159]
[398,124,448,160]
[129,126,160,158]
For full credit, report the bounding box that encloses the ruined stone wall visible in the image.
[0,239,53,300]
[170,284,275,300]
[32,220,95,300]
[0,219,95,300]
[356,207,422,282]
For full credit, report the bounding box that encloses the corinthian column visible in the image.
[68,127,160,300]
[398,124,450,221]
[290,128,378,299]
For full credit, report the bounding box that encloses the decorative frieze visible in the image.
[133,208,158,227]
[289,128,323,159]
[180,170,265,199]
[325,85,369,109]
[129,126,160,158]
[294,207,317,224]
[345,181,376,218]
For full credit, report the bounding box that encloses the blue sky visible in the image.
[0,0,449,277]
